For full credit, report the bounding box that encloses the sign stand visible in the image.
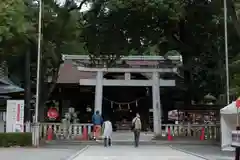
[6,100,24,133]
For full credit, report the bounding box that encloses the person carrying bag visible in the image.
[132,113,142,147]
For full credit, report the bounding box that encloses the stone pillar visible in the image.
[152,72,162,134]
[124,72,131,80]
[94,71,103,114]
[32,123,40,147]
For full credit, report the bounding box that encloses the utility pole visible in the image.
[32,0,42,147]
[223,0,230,104]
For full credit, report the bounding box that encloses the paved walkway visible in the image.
[116,132,154,141]
[70,145,205,160]
[98,132,154,142]
[0,147,82,160]
[171,144,234,160]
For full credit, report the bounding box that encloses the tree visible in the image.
[174,0,227,102]
[81,0,183,66]
[1,0,88,120]
[228,0,240,38]
[32,0,89,120]
[0,0,34,60]
[3,0,240,109]
[219,0,240,100]
[81,0,235,103]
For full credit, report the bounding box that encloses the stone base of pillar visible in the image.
[32,123,40,147]
[25,121,31,132]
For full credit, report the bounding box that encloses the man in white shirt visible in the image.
[132,113,142,147]
[102,117,113,147]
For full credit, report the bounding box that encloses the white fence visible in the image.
[39,123,93,140]
[39,123,220,141]
[162,124,220,140]
[0,122,220,141]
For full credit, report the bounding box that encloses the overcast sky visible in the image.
[58,0,90,12]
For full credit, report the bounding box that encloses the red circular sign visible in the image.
[47,107,59,120]
[236,98,240,108]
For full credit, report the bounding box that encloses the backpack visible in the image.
[131,118,138,130]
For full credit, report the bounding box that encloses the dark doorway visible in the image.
[102,86,151,131]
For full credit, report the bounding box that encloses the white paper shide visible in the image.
[6,100,24,132]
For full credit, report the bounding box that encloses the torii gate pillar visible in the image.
[152,72,161,134]
[94,71,103,114]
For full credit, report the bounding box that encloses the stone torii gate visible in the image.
[77,66,178,134]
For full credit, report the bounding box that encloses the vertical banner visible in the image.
[6,100,24,132]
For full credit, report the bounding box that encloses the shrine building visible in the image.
[48,54,184,134]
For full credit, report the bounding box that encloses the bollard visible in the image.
[200,127,205,141]
[93,125,96,139]
[167,127,173,141]
[82,126,88,140]
[47,126,53,141]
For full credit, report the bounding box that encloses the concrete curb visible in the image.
[169,145,212,160]
[65,145,89,160]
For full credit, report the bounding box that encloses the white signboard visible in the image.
[6,100,24,133]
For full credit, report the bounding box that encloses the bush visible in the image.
[0,133,32,147]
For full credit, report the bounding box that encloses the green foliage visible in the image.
[0,133,32,147]
[229,53,240,96]
[81,0,240,102]
[2,0,240,104]
[0,0,32,39]
[225,0,240,99]
[82,0,183,56]
[1,0,88,116]
[0,0,34,58]
[172,0,240,102]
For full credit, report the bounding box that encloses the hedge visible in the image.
[0,133,32,147]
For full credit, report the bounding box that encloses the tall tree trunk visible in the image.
[39,60,45,122]
[24,51,31,122]
[228,0,240,38]
[179,20,192,105]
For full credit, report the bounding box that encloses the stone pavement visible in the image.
[110,131,154,142]
[70,145,206,160]
[0,146,85,160]
[171,144,234,160]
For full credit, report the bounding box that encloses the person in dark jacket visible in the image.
[92,110,103,140]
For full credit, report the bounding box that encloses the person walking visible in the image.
[92,110,103,140]
[102,116,113,147]
[132,113,142,147]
